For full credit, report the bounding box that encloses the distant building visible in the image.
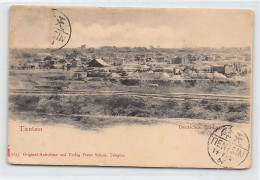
[172,57,182,64]
[88,59,109,67]
[53,55,63,61]
[146,57,154,62]
[43,56,52,61]
[113,58,125,66]
[109,72,121,80]
[49,59,66,69]
[52,64,65,69]
[225,64,234,75]
[173,68,182,75]
[68,59,79,68]
[122,62,139,72]
[130,72,170,80]
[135,54,147,64]
[73,72,84,80]
[155,56,165,62]
[202,55,215,61]
[146,62,166,68]
[26,62,39,69]
[211,65,225,74]
[136,65,150,72]
[207,55,216,61]
[36,52,51,59]
[182,57,191,65]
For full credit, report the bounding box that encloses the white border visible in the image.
[0,1,259,180]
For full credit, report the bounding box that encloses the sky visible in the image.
[9,6,253,49]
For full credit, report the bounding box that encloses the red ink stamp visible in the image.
[8,145,10,157]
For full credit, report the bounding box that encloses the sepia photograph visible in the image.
[8,6,253,168]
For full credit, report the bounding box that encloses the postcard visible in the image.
[8,6,253,168]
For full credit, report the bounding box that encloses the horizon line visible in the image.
[10,46,251,50]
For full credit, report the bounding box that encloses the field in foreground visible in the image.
[9,93,250,130]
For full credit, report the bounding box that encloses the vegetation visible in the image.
[9,94,250,123]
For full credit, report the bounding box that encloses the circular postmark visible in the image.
[207,125,250,168]
[50,9,72,51]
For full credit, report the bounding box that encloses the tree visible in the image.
[22,52,31,58]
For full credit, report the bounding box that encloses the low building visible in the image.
[109,72,121,80]
[130,72,170,80]
[113,58,125,66]
[52,64,65,69]
[36,52,51,59]
[136,65,150,72]
[88,59,109,67]
[173,68,182,75]
[73,72,85,80]
[155,56,165,62]
[26,62,39,69]
[211,65,225,74]
[225,64,234,75]
[146,62,166,68]
[172,57,182,64]
[182,57,191,65]
[53,55,63,61]
[65,58,81,68]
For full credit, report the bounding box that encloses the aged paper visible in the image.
[8,6,253,168]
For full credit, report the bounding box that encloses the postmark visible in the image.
[207,125,250,168]
[50,8,72,51]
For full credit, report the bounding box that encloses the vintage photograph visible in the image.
[8,6,252,168]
